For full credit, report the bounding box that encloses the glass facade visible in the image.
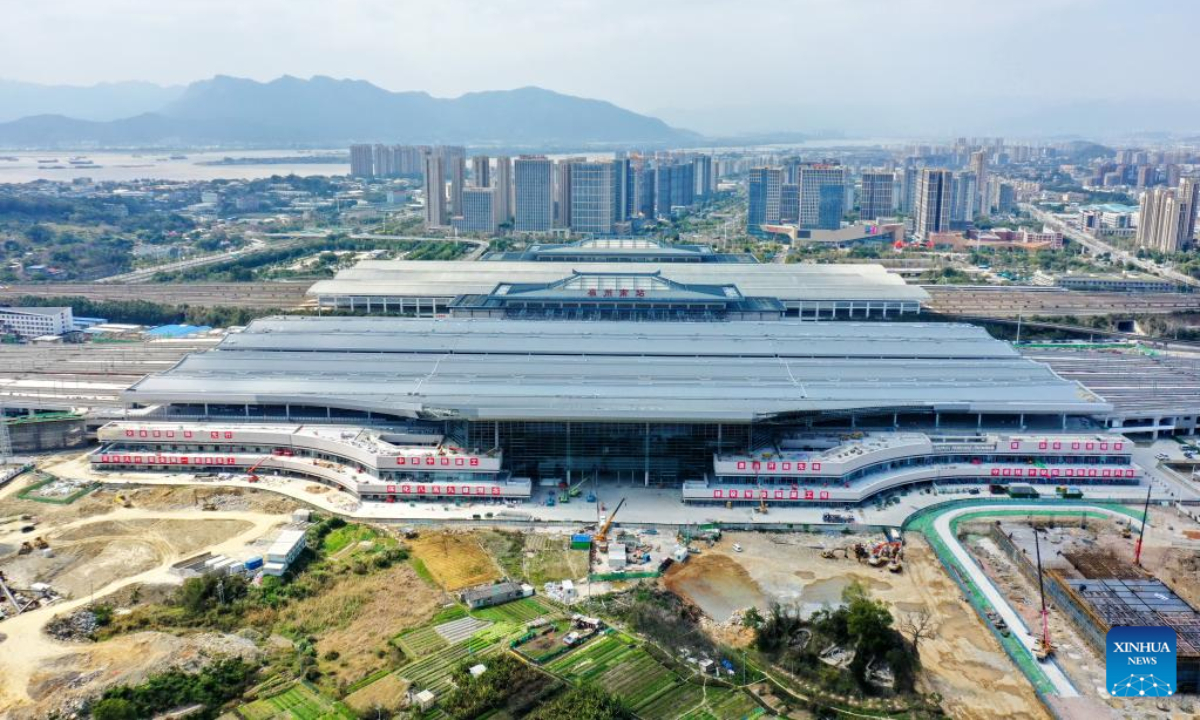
[460,421,752,485]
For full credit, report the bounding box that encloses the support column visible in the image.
[978,413,983,429]
[644,423,650,487]
[893,413,899,428]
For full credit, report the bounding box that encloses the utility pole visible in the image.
[0,404,12,465]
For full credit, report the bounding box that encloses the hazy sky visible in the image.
[3,0,1195,135]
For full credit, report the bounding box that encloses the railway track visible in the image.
[0,282,312,308]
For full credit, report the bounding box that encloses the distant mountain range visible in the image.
[0,79,184,123]
[0,75,697,148]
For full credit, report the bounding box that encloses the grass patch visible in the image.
[321,523,381,554]
[409,532,500,592]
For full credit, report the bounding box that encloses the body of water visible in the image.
[0,149,349,184]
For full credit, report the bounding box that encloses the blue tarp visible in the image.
[146,324,212,338]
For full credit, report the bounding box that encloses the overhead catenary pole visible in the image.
[1134,483,1152,566]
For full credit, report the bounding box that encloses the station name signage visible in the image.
[98,454,237,466]
[585,288,647,298]
[382,483,504,496]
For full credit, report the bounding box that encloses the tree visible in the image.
[900,609,937,652]
[91,698,138,720]
[742,605,764,630]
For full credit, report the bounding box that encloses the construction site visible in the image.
[959,505,1200,717]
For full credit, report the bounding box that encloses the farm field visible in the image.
[395,637,501,695]
[409,531,500,591]
[470,595,558,624]
[678,688,765,720]
[394,624,449,657]
[637,682,709,720]
[594,648,678,708]
[235,682,355,720]
[545,633,762,720]
[476,530,589,585]
[341,673,410,716]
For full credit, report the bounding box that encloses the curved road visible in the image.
[0,507,286,711]
[926,502,1144,698]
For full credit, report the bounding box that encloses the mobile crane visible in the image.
[594,497,626,552]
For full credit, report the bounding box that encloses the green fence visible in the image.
[587,570,660,582]
[902,499,1141,704]
[15,474,100,505]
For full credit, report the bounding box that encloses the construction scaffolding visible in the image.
[1061,577,1200,692]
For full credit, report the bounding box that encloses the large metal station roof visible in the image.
[307,260,930,305]
[125,318,1107,423]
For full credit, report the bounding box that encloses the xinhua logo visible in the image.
[1106,626,1176,697]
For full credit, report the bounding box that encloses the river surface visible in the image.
[0,149,349,183]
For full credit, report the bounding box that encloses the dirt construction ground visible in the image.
[0,475,292,718]
[680,532,1050,720]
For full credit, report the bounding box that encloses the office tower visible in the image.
[471,155,490,188]
[454,188,496,234]
[514,156,553,232]
[350,144,374,177]
[860,171,895,222]
[554,158,583,228]
[1138,178,1199,252]
[995,183,1016,215]
[798,164,846,229]
[970,150,988,213]
[669,161,695,209]
[780,183,799,223]
[747,167,783,229]
[448,153,466,217]
[493,156,513,225]
[570,161,623,235]
[913,169,952,240]
[423,151,447,228]
[638,168,656,218]
[950,172,977,223]
[693,155,716,198]
[624,163,640,219]
[1136,166,1154,188]
[1181,178,1200,250]
[650,161,695,217]
[901,166,919,215]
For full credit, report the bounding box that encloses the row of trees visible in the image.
[11,295,285,328]
[89,657,258,720]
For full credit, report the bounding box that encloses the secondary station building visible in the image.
[91,317,1142,506]
[307,239,928,320]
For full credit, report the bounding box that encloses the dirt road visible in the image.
[0,507,285,714]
